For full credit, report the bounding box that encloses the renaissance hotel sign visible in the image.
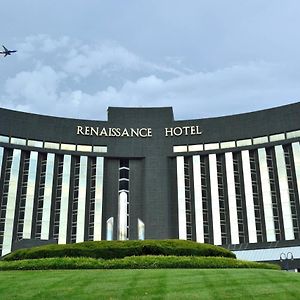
[76,125,202,138]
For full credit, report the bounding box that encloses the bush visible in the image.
[0,256,279,271]
[3,240,235,261]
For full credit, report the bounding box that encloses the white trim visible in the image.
[176,156,187,239]
[2,149,21,256]
[76,156,88,243]
[225,152,239,245]
[23,151,38,239]
[118,191,128,240]
[257,148,276,242]
[209,154,222,245]
[192,155,204,243]
[94,157,104,241]
[58,155,71,244]
[292,142,300,209]
[0,147,3,180]
[275,145,294,240]
[41,153,55,240]
[241,150,257,243]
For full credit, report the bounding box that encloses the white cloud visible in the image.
[1,35,300,121]
[3,65,66,112]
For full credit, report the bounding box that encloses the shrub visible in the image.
[0,256,279,271]
[3,240,235,261]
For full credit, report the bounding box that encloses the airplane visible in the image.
[0,45,17,57]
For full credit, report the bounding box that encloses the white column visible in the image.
[23,151,38,239]
[176,156,187,240]
[0,147,3,180]
[118,191,128,240]
[138,218,145,240]
[192,155,204,243]
[275,145,294,240]
[58,155,71,244]
[2,149,21,256]
[94,157,104,241]
[258,148,276,242]
[241,150,257,243]
[292,142,300,208]
[225,152,239,245]
[106,217,114,241]
[76,156,88,243]
[209,154,222,245]
[41,153,55,240]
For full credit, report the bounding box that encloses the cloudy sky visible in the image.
[1,0,300,120]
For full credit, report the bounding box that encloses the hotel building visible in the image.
[1,103,300,267]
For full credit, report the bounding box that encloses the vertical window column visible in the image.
[216,155,229,245]
[249,150,264,242]
[88,158,96,241]
[283,145,300,239]
[16,152,30,240]
[70,157,80,243]
[241,150,257,243]
[258,148,276,242]
[266,148,283,241]
[275,145,294,240]
[209,154,222,245]
[35,155,47,239]
[53,156,64,241]
[233,153,247,243]
[200,157,211,243]
[184,158,192,240]
[2,149,21,256]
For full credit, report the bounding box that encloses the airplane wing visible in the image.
[2,45,8,52]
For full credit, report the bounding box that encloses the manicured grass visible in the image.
[0,256,279,270]
[3,239,235,261]
[0,269,299,299]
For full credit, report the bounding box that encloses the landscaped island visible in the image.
[0,240,279,271]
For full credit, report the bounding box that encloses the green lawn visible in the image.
[0,269,299,299]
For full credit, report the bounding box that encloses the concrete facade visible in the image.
[1,103,300,266]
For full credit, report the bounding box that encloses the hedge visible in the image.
[3,240,235,261]
[0,256,279,271]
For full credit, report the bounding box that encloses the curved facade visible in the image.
[1,103,300,266]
